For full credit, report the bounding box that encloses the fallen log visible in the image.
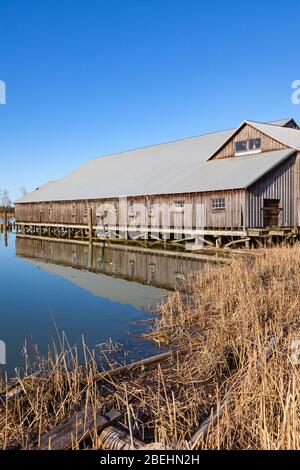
[94,344,200,381]
[190,399,226,446]
[97,425,144,450]
[2,345,200,402]
[33,406,122,450]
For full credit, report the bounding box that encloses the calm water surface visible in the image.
[0,231,205,376]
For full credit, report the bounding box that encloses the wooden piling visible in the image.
[88,207,93,242]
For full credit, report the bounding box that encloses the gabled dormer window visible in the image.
[235,138,261,155]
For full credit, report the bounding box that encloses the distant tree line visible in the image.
[0,189,12,212]
[0,187,28,213]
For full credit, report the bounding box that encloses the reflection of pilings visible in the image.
[88,208,93,242]
[2,212,8,247]
[16,235,221,290]
[88,241,93,270]
[1,218,15,236]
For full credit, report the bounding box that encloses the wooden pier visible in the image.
[14,220,299,249]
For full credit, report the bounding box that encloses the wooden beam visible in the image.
[15,221,247,238]
[88,207,93,242]
[224,237,251,248]
[93,345,201,382]
[33,406,122,450]
[16,234,228,263]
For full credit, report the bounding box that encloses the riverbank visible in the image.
[1,245,300,450]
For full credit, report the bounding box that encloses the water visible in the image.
[0,230,206,376]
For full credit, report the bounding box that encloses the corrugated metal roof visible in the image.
[26,259,166,310]
[16,129,234,203]
[268,118,295,127]
[15,119,300,204]
[248,121,300,149]
[159,149,296,194]
[16,149,295,203]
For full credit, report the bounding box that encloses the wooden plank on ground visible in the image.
[34,406,122,450]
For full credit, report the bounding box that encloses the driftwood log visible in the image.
[94,344,200,381]
[33,406,122,450]
[97,425,144,450]
[2,345,200,402]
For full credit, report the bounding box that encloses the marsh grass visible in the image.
[1,245,300,449]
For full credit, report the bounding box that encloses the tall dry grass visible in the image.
[1,245,300,449]
[150,245,300,449]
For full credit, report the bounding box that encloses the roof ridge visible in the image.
[268,117,293,122]
[86,118,298,162]
[248,119,291,127]
[247,121,300,150]
[90,128,234,162]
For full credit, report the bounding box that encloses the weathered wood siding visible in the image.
[148,191,245,230]
[246,154,296,228]
[293,152,300,227]
[212,123,286,160]
[15,189,246,230]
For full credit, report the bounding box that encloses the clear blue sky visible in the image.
[1,0,300,202]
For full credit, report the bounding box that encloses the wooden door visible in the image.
[263,199,280,227]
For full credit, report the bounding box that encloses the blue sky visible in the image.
[0,0,300,202]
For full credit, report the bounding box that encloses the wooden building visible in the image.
[15,118,300,247]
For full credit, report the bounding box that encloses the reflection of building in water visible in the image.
[16,238,167,310]
[16,237,208,291]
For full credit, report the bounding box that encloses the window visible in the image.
[128,200,134,216]
[174,200,185,210]
[235,138,261,155]
[149,263,156,281]
[149,201,155,217]
[149,202,155,217]
[129,259,135,277]
[72,252,77,265]
[212,197,225,209]
[235,141,248,153]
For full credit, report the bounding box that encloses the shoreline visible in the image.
[1,245,299,450]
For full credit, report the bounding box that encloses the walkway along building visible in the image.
[14,118,300,247]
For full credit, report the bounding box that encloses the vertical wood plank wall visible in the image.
[293,152,300,227]
[246,154,296,228]
[212,124,286,160]
[15,189,246,230]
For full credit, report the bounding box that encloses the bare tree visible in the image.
[0,189,12,210]
[19,186,28,197]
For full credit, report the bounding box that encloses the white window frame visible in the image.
[174,200,185,211]
[149,200,155,217]
[128,200,135,216]
[235,138,262,156]
[212,197,225,210]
